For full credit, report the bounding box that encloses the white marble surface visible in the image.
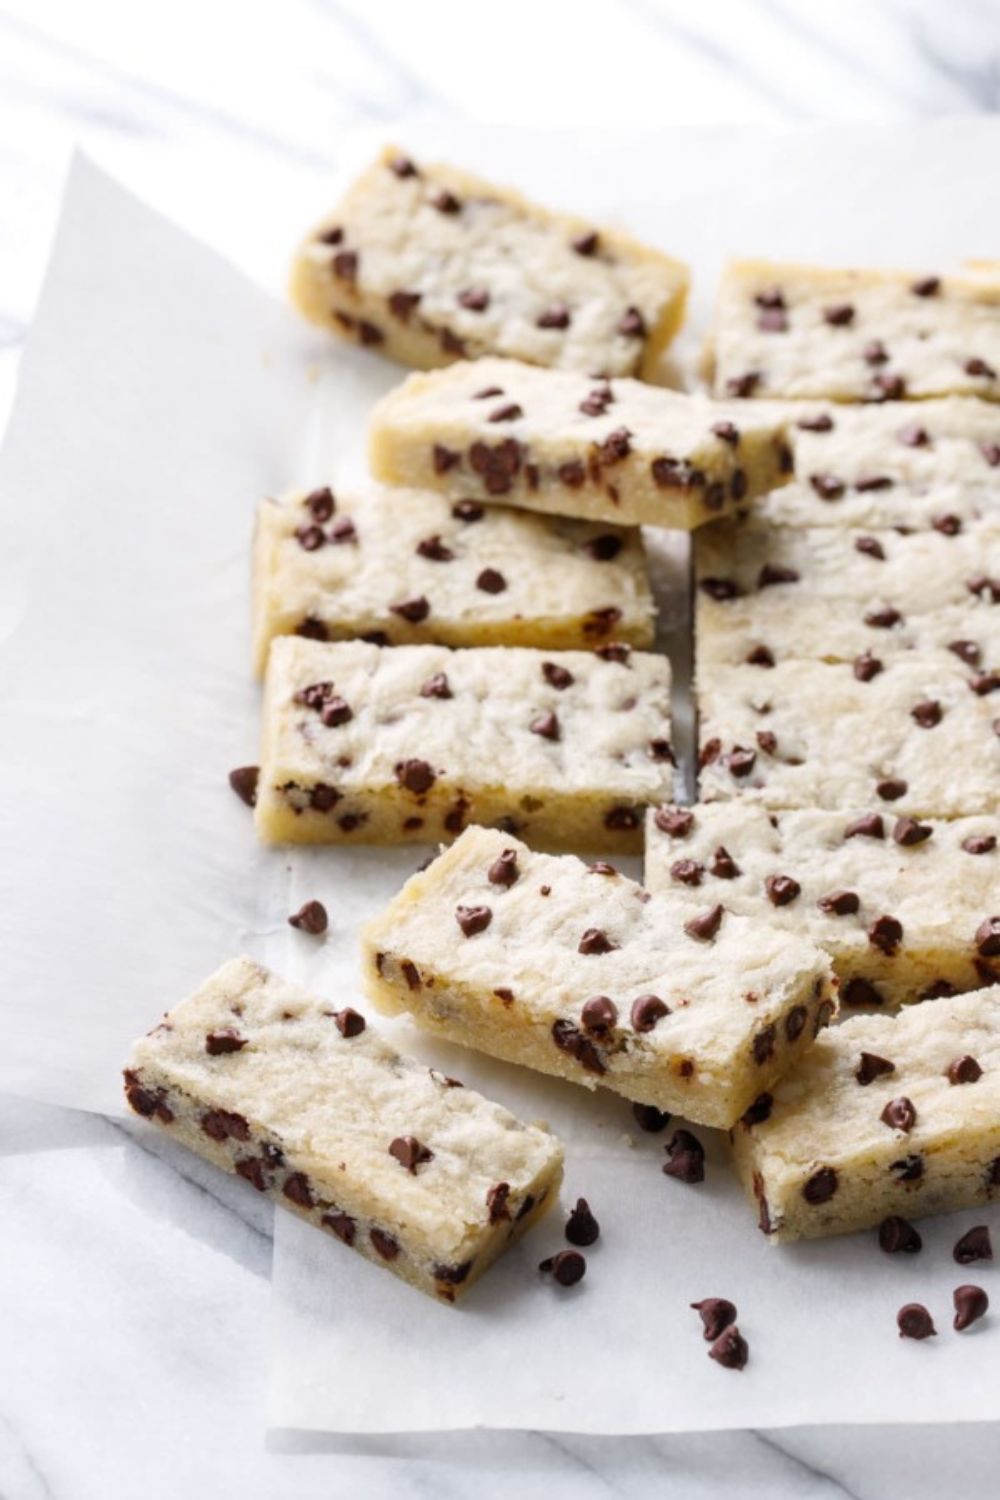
[3,1,1000,1493]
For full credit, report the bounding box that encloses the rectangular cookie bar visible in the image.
[695,514,1000,670]
[709,259,1000,403]
[123,957,564,1302]
[730,988,1000,1242]
[368,357,792,530]
[757,397,1000,530]
[645,802,1000,1010]
[698,652,999,818]
[252,481,654,675]
[361,825,836,1130]
[290,145,688,380]
[256,637,673,853]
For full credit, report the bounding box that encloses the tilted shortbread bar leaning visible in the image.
[645,803,1000,1010]
[361,826,836,1130]
[252,482,654,675]
[368,357,792,530]
[709,260,1000,403]
[730,988,1000,1242]
[123,957,564,1302]
[290,145,688,379]
[256,638,673,852]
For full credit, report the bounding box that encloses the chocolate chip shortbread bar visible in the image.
[123,957,563,1301]
[256,637,673,852]
[369,357,792,529]
[698,652,999,817]
[710,260,1000,403]
[646,803,999,1009]
[361,825,836,1129]
[696,514,1000,670]
[731,988,1000,1242]
[291,146,688,379]
[252,482,654,675]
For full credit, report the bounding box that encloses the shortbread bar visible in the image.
[256,637,673,852]
[252,482,654,674]
[123,958,563,1301]
[646,803,999,1009]
[291,146,688,379]
[730,988,1000,1242]
[710,260,1000,403]
[698,652,999,817]
[696,514,1000,669]
[368,357,792,529]
[758,397,1000,530]
[361,825,836,1129]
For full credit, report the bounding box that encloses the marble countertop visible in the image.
[3,2,1000,1494]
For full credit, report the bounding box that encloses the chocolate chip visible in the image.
[473,567,506,596]
[598,427,632,465]
[537,303,571,329]
[557,459,586,488]
[629,994,670,1035]
[803,1167,838,1204]
[420,671,452,700]
[389,290,421,321]
[455,904,492,937]
[200,1107,249,1142]
[699,577,741,601]
[572,231,599,256]
[288,900,328,935]
[488,849,519,888]
[798,413,834,432]
[416,534,454,563]
[663,1129,705,1183]
[539,1250,586,1286]
[944,1054,983,1088]
[389,1135,434,1173]
[457,286,489,312]
[433,445,461,474]
[727,372,761,398]
[911,275,940,297]
[879,1215,922,1254]
[864,339,889,366]
[976,916,1000,956]
[578,928,617,955]
[485,1181,511,1224]
[488,403,523,424]
[332,250,358,282]
[757,306,788,332]
[390,595,430,624]
[205,1028,246,1056]
[966,356,997,379]
[751,1024,777,1066]
[582,533,624,563]
[758,563,800,588]
[431,187,460,214]
[755,730,777,756]
[684,905,724,942]
[890,1154,924,1181]
[708,1326,748,1370]
[228,765,259,807]
[893,817,932,846]
[754,287,786,310]
[869,914,903,955]
[855,535,886,560]
[765,873,800,907]
[819,889,860,916]
[452,499,483,521]
[846,813,885,840]
[742,1091,774,1126]
[877,778,908,801]
[882,1094,918,1135]
[323,1211,356,1244]
[234,1157,268,1192]
[282,1172,314,1209]
[654,807,694,838]
[726,747,756,778]
[395,759,435,794]
[853,651,884,682]
[317,225,343,245]
[710,421,740,448]
[810,472,845,500]
[581,996,617,1035]
[370,1228,399,1260]
[980,441,1000,467]
[899,423,930,447]
[692,1297,737,1341]
[931,512,963,536]
[310,783,340,812]
[972,671,1000,696]
[897,1303,936,1340]
[670,858,704,887]
[329,517,357,544]
[963,834,996,855]
[632,1101,670,1132]
[865,606,902,628]
[823,303,855,325]
[530,710,560,741]
[855,474,894,492]
[565,1198,600,1247]
[710,846,741,879]
[872,373,906,400]
[333,1007,365,1038]
[954,1284,989,1332]
[955,1225,993,1264]
[618,306,646,338]
[857,1051,896,1085]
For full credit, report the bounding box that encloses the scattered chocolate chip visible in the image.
[434,445,461,474]
[390,595,430,624]
[911,275,941,297]
[980,441,1000,467]
[881,1096,917,1132]
[654,807,694,838]
[810,472,845,501]
[899,422,930,447]
[846,813,885,840]
[855,535,886,560]
[370,1228,399,1260]
[710,846,741,879]
[869,914,903,955]
[746,644,776,667]
[932,513,962,536]
[234,1157,268,1192]
[692,1297,737,1341]
[963,834,996,855]
[670,858,704,887]
[488,849,519,888]
[630,993,670,1034]
[333,1007,365,1038]
[879,1215,922,1254]
[965,356,997,379]
[537,303,571,329]
[853,651,884,682]
[865,606,902,628]
[389,1135,434,1173]
[752,1024,777,1065]
[332,250,358,282]
[945,1054,983,1087]
[388,289,421,321]
[539,1250,586,1286]
[488,403,523,424]
[416,534,454,562]
[205,1028,246,1056]
[530,710,560,741]
[708,1325,748,1370]
[819,889,860,916]
[727,372,761,398]
[797,412,834,432]
[765,873,800,907]
[565,1198,600,1247]
[823,302,855,325]
[485,1181,511,1223]
[578,927,617,955]
[803,1167,838,1204]
[229,765,259,807]
[955,1225,993,1264]
[726,747,757,778]
[954,1285,989,1331]
[699,577,741,601]
[897,1303,936,1340]
[420,671,452,700]
[282,1172,314,1209]
[757,306,788,332]
[975,916,1000,956]
[855,474,894,492]
[758,563,800,588]
[455,904,492,937]
[741,1092,773,1126]
[662,1129,705,1183]
[877,778,908,801]
[432,188,460,214]
[552,1019,607,1075]
[893,817,933,847]
[618,306,646,338]
[684,905,724,942]
[581,996,618,1035]
[872,373,906,400]
[632,1101,670,1132]
[890,1154,924,1182]
[288,900,328,935]
[857,1052,896,1086]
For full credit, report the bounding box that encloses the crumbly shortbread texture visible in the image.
[695,514,1000,669]
[256,637,674,853]
[730,988,1000,1242]
[698,652,999,817]
[361,825,836,1129]
[124,957,563,1302]
[645,803,1000,1010]
[368,356,792,530]
[710,260,1000,403]
[252,482,654,675]
[291,146,689,379]
[757,397,1000,530]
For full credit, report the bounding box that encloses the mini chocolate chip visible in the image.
[530,710,560,741]
[630,994,669,1033]
[537,303,571,329]
[899,423,930,447]
[389,1135,434,1173]
[662,1129,705,1183]
[304,486,335,521]
[803,1167,838,1204]
[746,644,775,667]
[710,846,741,879]
[323,1211,356,1244]
[757,307,788,332]
[972,671,1000,696]
[572,231,599,256]
[980,441,1000,466]
[488,849,519,887]
[881,1096,917,1132]
[432,188,460,213]
[879,1215,922,1254]
[890,1154,924,1181]
[581,532,623,564]
[333,1007,365,1038]
[316,225,344,245]
[966,356,997,379]
[893,817,933,846]
[288,900,328,935]
[390,595,430,623]
[692,1298,737,1341]
[565,1198,600,1247]
[742,1092,774,1126]
[618,306,646,338]
[877,778,908,801]
[869,914,903,955]
[754,286,786,309]
[823,303,855,325]
[229,766,259,807]
[727,372,761,397]
[455,904,492,937]
[711,420,740,446]
[370,1228,399,1260]
[581,995,617,1035]
[395,759,435,794]
[752,1024,776,1065]
[954,1284,989,1331]
[932,513,963,536]
[857,1051,896,1086]
[699,577,741,601]
[457,286,489,311]
[756,730,777,756]
[758,563,799,588]
[234,1157,268,1192]
[332,249,358,282]
[578,927,617,955]
[655,807,694,837]
[955,1225,993,1264]
[488,403,523,424]
[472,567,506,596]
[975,916,1000,956]
[798,413,834,432]
[853,651,884,682]
[388,290,421,321]
[865,606,902,628]
[310,783,340,812]
[911,275,940,297]
[846,813,885,840]
[819,889,860,916]
[539,1250,586,1286]
[855,474,894,492]
[911,697,943,728]
[452,499,483,521]
[708,1326,748,1370]
[855,535,886,560]
[670,858,704,887]
[283,1172,314,1209]
[947,1054,983,1085]
[205,1028,246,1056]
[765,873,800,907]
[872,373,906,400]
[898,1303,936,1340]
[810,472,845,500]
[632,1101,670,1132]
[416,534,454,562]
[421,671,452,699]
[684,905,724,942]
[486,1181,511,1223]
[433,445,461,474]
[864,339,889,366]
[726,747,757,779]
[785,1006,807,1044]
[963,834,996,855]
[541,661,575,692]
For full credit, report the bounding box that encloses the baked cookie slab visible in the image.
[698,652,999,817]
[710,260,1000,403]
[695,514,1000,670]
[369,357,792,530]
[123,957,564,1302]
[256,638,673,852]
[361,825,836,1130]
[645,803,1000,1010]
[291,146,688,379]
[730,988,1000,1242]
[252,482,654,675]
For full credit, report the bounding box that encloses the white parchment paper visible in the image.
[1,121,999,1436]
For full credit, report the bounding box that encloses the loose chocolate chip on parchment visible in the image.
[752,1024,777,1065]
[565,1198,600,1247]
[893,817,933,846]
[684,905,724,942]
[947,1054,983,1085]
[205,1028,247,1056]
[333,1008,365,1038]
[803,1167,838,1204]
[708,1326,749,1370]
[879,1215,922,1254]
[539,1250,586,1286]
[954,1285,989,1331]
[288,900,328,935]
[389,1135,434,1173]
[486,1181,512,1223]
[692,1298,737,1341]
[955,1225,993,1264]
[897,1304,936,1340]
[631,994,670,1033]
[455,904,492,937]
[228,766,259,807]
[433,445,461,474]
[581,996,618,1035]
[818,889,860,916]
[857,1051,896,1085]
[663,1129,705,1184]
[395,759,436,794]
[632,1101,670,1132]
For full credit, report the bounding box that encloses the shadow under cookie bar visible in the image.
[368,357,792,530]
[123,957,564,1303]
[645,803,1000,1010]
[730,988,1000,1242]
[255,637,674,854]
[360,825,836,1131]
[290,145,688,380]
